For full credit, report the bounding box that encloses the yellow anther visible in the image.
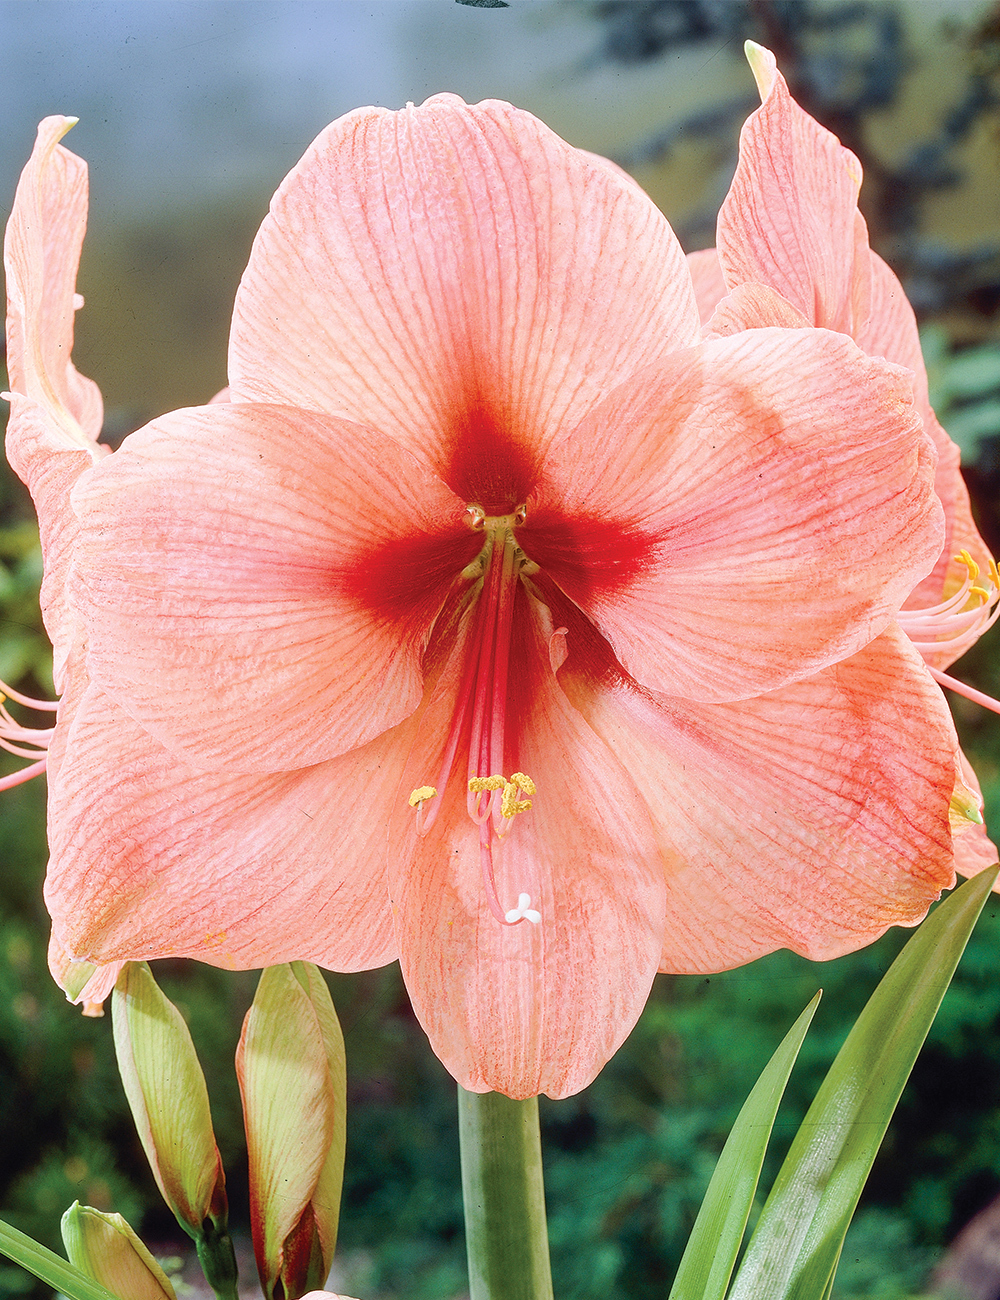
[956,549,980,582]
[468,772,537,820]
[990,559,1000,589]
[501,782,533,819]
[468,775,505,793]
[409,786,437,808]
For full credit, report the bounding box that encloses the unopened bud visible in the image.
[61,1202,176,1300]
[237,962,347,1300]
[112,962,238,1298]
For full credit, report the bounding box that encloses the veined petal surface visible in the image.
[718,45,868,335]
[229,95,699,499]
[859,252,990,642]
[45,683,405,973]
[560,624,974,972]
[387,592,665,1099]
[4,116,105,687]
[717,45,993,674]
[526,329,941,702]
[71,403,475,772]
[686,247,727,326]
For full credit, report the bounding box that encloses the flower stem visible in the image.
[458,1088,554,1300]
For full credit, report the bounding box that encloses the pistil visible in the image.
[409,511,540,926]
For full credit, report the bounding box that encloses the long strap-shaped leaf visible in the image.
[0,1215,118,1300]
[728,867,998,1300]
[668,993,821,1300]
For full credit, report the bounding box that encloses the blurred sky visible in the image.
[0,0,661,219]
[2,0,996,421]
[0,1,994,224]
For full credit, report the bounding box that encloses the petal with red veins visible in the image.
[525,329,941,703]
[718,48,868,335]
[560,624,968,972]
[45,684,406,975]
[703,281,810,335]
[4,117,105,687]
[229,95,699,502]
[5,116,103,438]
[686,247,728,326]
[6,394,96,689]
[72,403,477,773]
[387,591,665,1099]
[952,750,999,880]
[858,251,991,641]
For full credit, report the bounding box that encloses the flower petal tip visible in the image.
[744,40,777,101]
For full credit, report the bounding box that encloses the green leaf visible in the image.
[0,1215,118,1300]
[668,992,820,1300]
[940,345,1000,401]
[728,867,997,1300]
[941,398,1000,459]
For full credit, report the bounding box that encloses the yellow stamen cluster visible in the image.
[956,549,1000,608]
[469,772,536,819]
[408,785,437,808]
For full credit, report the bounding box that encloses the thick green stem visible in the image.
[458,1088,554,1300]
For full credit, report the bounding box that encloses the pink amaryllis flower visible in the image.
[3,95,986,1098]
[688,40,999,876]
[2,115,122,1008]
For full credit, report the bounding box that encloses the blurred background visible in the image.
[3,2,1000,1297]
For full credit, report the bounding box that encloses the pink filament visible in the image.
[0,679,54,789]
[415,528,529,925]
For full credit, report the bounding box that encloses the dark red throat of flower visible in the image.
[408,509,541,927]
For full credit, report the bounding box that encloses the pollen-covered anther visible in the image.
[408,785,437,808]
[501,772,536,819]
[468,775,506,794]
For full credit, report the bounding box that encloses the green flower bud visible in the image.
[61,1202,176,1300]
[237,963,347,1300]
[112,962,238,1298]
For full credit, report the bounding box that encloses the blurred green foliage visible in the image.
[2,340,1000,1300]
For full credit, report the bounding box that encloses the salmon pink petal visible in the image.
[687,248,728,325]
[47,931,122,1016]
[953,752,1000,879]
[4,117,105,688]
[718,44,869,335]
[858,252,991,643]
[561,624,973,971]
[702,281,810,335]
[525,328,941,703]
[387,594,665,1099]
[71,403,477,773]
[5,117,103,438]
[229,95,699,495]
[45,683,406,974]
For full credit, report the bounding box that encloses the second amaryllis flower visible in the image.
[9,93,973,1098]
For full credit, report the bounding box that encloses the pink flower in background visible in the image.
[687,41,999,876]
[2,116,122,1008]
[0,117,103,793]
[3,85,987,1097]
